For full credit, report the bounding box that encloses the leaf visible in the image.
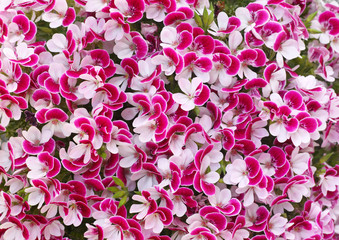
[39,27,54,34]
[207,12,215,27]
[319,152,334,164]
[308,29,322,34]
[203,7,209,25]
[107,187,120,193]
[194,12,203,28]
[193,106,200,116]
[118,195,128,208]
[305,11,317,23]
[112,176,125,187]
[113,190,127,198]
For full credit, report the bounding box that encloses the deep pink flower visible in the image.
[176,52,212,81]
[145,0,176,22]
[25,179,51,209]
[152,48,184,76]
[114,0,145,23]
[236,3,270,32]
[210,53,240,86]
[209,12,241,36]
[113,32,148,59]
[42,0,75,28]
[26,151,61,179]
[22,126,54,155]
[163,7,193,26]
[173,77,210,111]
[0,216,29,240]
[237,48,266,79]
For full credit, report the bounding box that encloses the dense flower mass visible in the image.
[0,0,339,239]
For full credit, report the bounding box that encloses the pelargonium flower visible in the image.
[173,77,210,111]
[113,32,148,59]
[209,12,241,36]
[237,48,266,79]
[160,25,193,50]
[42,0,75,28]
[235,3,270,32]
[310,11,339,44]
[210,53,240,87]
[7,14,36,43]
[273,31,300,68]
[175,52,213,81]
[0,216,29,240]
[26,152,61,179]
[22,126,54,155]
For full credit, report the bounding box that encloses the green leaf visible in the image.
[319,152,334,164]
[194,11,203,28]
[118,195,128,208]
[113,190,127,198]
[39,27,53,34]
[193,106,200,116]
[203,7,209,25]
[305,11,317,23]
[308,29,322,34]
[207,12,215,27]
[107,187,120,193]
[112,177,125,187]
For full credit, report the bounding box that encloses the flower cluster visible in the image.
[0,0,339,239]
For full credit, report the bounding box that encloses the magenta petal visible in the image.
[25,21,37,41]
[15,73,30,93]
[13,15,30,33]
[245,157,261,178]
[133,36,148,59]
[238,49,257,62]
[284,117,299,132]
[245,78,267,89]
[163,12,186,26]
[226,55,240,75]
[194,35,215,55]
[62,160,81,171]
[23,141,43,154]
[63,7,76,26]
[256,206,269,224]
[193,172,202,192]
[177,31,193,50]
[224,198,241,216]
[248,222,266,232]
[253,49,266,66]
[76,201,91,217]
[45,78,60,93]
[195,57,212,72]
[284,90,303,109]
[170,173,180,193]
[221,129,235,150]
[275,161,290,178]
[91,49,110,68]
[205,213,227,231]
[268,147,286,167]
[163,48,179,65]
[194,85,210,106]
[46,108,68,122]
[248,171,263,185]
[273,31,287,51]
[329,18,339,35]
[300,117,317,133]
[110,216,129,230]
[47,158,61,178]
[255,9,270,26]
[43,138,55,153]
[318,11,336,24]
[201,180,215,195]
